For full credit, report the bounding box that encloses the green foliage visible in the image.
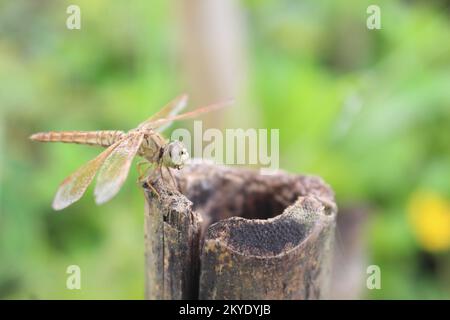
[1,0,449,298]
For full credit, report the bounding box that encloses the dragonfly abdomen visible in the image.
[29,130,125,147]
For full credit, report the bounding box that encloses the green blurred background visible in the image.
[1,0,450,299]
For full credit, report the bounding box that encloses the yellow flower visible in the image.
[408,191,450,252]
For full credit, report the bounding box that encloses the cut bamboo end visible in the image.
[143,162,337,300]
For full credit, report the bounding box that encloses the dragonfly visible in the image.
[30,94,232,210]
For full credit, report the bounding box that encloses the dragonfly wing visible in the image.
[52,141,122,210]
[138,94,188,130]
[147,99,234,130]
[155,116,182,133]
[94,133,144,205]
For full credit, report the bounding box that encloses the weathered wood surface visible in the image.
[144,162,337,300]
[144,178,202,299]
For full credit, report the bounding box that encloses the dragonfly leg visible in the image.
[144,171,161,199]
[145,180,160,199]
[136,160,152,182]
[159,164,165,182]
[165,166,179,191]
[138,161,161,199]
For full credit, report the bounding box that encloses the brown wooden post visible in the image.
[144,178,202,299]
[144,163,337,299]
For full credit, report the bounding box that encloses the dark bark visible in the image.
[143,162,337,299]
[144,177,202,299]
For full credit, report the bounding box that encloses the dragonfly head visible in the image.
[162,140,189,169]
